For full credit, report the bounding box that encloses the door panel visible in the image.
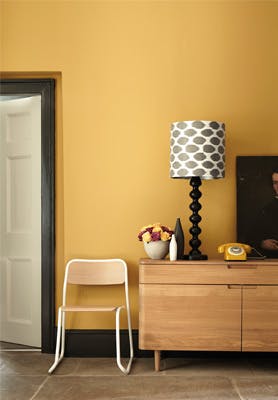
[8,155,32,233]
[139,284,241,351]
[7,258,32,321]
[242,286,278,351]
[0,96,41,347]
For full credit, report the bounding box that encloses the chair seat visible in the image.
[61,305,119,312]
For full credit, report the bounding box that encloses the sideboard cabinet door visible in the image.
[242,286,278,351]
[139,284,241,351]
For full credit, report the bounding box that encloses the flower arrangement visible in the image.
[138,223,173,243]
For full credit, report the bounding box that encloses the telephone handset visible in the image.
[218,242,251,261]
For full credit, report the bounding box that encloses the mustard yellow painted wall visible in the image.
[1,1,278,329]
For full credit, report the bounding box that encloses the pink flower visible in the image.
[151,231,161,241]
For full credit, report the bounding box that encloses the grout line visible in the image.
[231,377,245,400]
[30,376,50,400]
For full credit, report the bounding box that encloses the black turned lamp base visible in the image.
[187,176,208,260]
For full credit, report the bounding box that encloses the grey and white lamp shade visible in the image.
[170,120,225,180]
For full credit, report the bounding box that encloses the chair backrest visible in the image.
[65,259,126,285]
[62,258,129,307]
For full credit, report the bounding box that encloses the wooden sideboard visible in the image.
[139,258,278,371]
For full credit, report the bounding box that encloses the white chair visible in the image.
[48,258,134,375]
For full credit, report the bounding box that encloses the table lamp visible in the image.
[170,120,225,260]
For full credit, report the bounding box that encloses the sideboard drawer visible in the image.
[139,260,278,285]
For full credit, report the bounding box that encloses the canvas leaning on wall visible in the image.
[236,156,278,258]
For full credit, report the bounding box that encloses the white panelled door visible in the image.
[0,96,41,347]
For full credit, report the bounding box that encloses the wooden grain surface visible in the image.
[139,284,241,351]
[242,285,278,351]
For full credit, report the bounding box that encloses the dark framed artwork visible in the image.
[236,156,278,258]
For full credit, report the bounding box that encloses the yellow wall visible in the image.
[1,0,278,329]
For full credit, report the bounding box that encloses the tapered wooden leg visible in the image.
[154,350,161,372]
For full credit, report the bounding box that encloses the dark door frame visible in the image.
[0,79,55,352]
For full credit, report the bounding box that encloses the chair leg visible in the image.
[60,310,66,359]
[115,306,134,375]
[48,308,65,374]
[126,302,134,362]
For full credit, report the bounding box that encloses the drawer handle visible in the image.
[227,264,257,269]
[227,285,241,289]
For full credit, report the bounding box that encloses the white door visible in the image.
[0,96,41,347]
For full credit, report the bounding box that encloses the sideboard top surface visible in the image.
[139,258,278,266]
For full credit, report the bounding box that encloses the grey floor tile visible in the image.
[75,357,159,376]
[1,351,278,400]
[74,357,124,376]
[129,357,162,375]
[0,352,80,375]
[0,375,47,400]
[235,377,278,400]
[33,376,241,400]
[160,357,254,377]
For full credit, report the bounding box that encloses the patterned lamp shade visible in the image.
[170,120,225,180]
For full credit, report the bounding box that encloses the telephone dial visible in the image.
[218,242,251,261]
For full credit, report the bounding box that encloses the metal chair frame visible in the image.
[48,258,134,375]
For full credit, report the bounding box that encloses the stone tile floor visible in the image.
[1,342,278,399]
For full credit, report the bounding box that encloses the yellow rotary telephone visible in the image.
[218,242,252,261]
